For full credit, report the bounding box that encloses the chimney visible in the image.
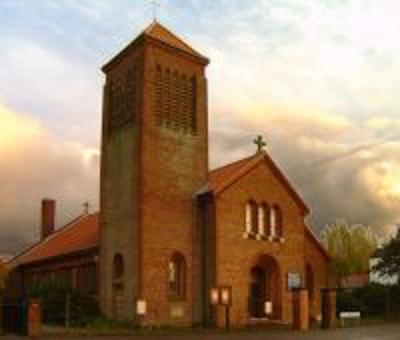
[41,198,55,240]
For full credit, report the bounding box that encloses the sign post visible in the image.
[209,286,232,329]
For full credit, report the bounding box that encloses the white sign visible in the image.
[287,272,302,289]
[136,300,147,315]
[264,301,273,315]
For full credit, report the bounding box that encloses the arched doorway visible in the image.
[112,253,125,319]
[248,254,281,319]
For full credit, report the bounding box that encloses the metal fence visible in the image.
[1,298,28,335]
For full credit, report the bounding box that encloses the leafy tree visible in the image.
[321,222,377,285]
[373,228,400,284]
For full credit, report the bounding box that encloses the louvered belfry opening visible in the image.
[154,64,197,134]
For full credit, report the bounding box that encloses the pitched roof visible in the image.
[208,151,310,215]
[102,21,209,72]
[143,21,208,61]
[8,213,99,269]
[305,224,331,260]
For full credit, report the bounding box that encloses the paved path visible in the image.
[4,324,400,339]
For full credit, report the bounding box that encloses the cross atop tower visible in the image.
[150,0,160,21]
[253,135,266,153]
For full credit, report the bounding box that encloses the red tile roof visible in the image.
[102,21,209,72]
[208,152,263,194]
[208,151,310,215]
[8,213,99,269]
[143,21,208,61]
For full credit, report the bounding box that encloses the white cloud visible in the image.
[0,102,99,254]
[0,40,101,145]
[1,0,400,247]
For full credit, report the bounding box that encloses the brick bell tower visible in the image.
[99,21,209,324]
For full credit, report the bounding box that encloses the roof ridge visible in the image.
[148,22,200,56]
[142,21,208,61]
[210,153,259,173]
[8,213,94,267]
[304,223,331,259]
[102,21,208,73]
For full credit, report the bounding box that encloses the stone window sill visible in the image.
[243,232,285,243]
[242,231,256,239]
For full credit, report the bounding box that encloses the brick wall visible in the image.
[99,43,144,320]
[137,39,208,325]
[304,230,332,321]
[213,160,314,326]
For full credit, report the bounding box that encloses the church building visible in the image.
[7,21,332,328]
[98,21,332,327]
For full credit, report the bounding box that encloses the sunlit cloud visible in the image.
[0,102,99,254]
[1,0,400,252]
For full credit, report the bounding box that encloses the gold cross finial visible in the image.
[83,201,90,214]
[253,135,266,153]
[150,0,160,21]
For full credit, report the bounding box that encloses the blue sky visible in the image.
[1,0,400,253]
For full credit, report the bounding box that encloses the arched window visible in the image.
[245,200,258,235]
[113,253,124,291]
[258,204,264,236]
[168,252,186,299]
[258,203,270,236]
[270,205,283,238]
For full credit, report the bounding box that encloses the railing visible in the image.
[1,298,28,335]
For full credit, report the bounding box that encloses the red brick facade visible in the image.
[8,21,333,328]
[98,21,333,327]
[6,212,99,299]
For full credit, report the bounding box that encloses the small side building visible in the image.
[6,199,99,299]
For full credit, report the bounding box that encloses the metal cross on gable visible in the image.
[150,0,160,21]
[253,135,267,153]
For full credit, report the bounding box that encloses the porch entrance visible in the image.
[248,254,281,320]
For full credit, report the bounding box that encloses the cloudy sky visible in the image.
[1,0,400,254]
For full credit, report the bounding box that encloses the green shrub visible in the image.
[28,279,101,326]
[337,283,400,318]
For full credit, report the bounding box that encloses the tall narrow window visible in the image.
[155,65,163,125]
[258,203,270,236]
[190,76,197,133]
[270,205,282,238]
[168,252,186,299]
[270,206,276,237]
[182,75,189,132]
[125,67,136,124]
[163,68,171,126]
[171,70,179,129]
[245,200,258,235]
[258,205,265,236]
[113,253,124,289]
[245,203,252,234]
[263,203,271,236]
